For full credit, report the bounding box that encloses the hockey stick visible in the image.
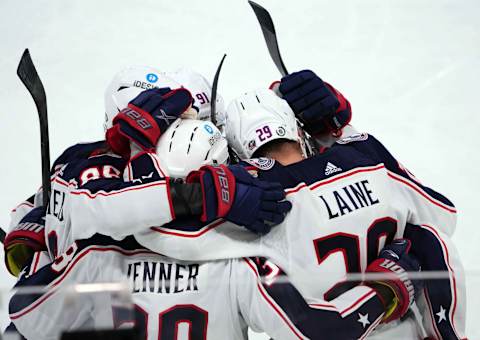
[210,53,227,126]
[248,4,431,338]
[248,1,288,77]
[409,302,431,340]
[248,1,320,156]
[17,49,51,208]
[209,54,240,164]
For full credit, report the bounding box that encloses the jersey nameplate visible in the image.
[319,179,380,219]
[127,260,200,294]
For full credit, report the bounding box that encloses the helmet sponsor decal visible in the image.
[204,124,214,134]
[146,73,159,83]
[276,126,286,137]
[133,80,158,90]
[248,140,257,150]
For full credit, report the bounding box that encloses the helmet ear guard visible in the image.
[225,88,307,159]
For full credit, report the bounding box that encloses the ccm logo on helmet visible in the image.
[124,108,153,130]
[215,166,230,204]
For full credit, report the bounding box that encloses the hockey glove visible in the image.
[278,70,352,136]
[106,87,193,157]
[4,206,47,276]
[365,239,422,323]
[186,164,292,234]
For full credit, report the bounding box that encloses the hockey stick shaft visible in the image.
[209,54,240,163]
[248,1,288,76]
[17,49,51,208]
[247,1,321,156]
[210,54,227,126]
[410,302,431,340]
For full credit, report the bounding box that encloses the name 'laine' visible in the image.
[319,179,379,219]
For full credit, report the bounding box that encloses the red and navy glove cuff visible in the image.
[105,124,131,158]
[186,165,236,223]
[366,258,414,322]
[323,82,352,133]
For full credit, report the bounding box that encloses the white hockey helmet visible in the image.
[164,67,226,127]
[104,66,180,131]
[155,118,229,178]
[225,88,301,159]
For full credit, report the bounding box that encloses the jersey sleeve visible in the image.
[10,245,97,339]
[9,239,129,340]
[48,151,175,253]
[9,195,37,232]
[8,141,104,234]
[344,134,457,236]
[134,219,261,261]
[233,257,385,340]
[404,224,466,340]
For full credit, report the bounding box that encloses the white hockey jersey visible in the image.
[44,145,173,259]
[9,235,386,340]
[37,132,466,339]
[132,133,466,340]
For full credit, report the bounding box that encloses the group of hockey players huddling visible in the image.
[3,65,466,340]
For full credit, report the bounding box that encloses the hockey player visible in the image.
[9,118,419,340]
[132,74,466,339]
[3,66,290,276]
[35,69,434,337]
[5,66,458,338]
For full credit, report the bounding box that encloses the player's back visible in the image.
[45,144,126,258]
[138,133,457,304]
[9,235,248,340]
[248,133,456,302]
[121,248,246,339]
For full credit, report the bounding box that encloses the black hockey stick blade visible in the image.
[0,228,5,243]
[248,0,289,76]
[210,53,227,126]
[17,49,51,207]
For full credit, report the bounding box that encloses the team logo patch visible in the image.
[204,124,214,134]
[336,133,369,144]
[245,157,276,170]
[146,73,158,83]
[276,127,286,137]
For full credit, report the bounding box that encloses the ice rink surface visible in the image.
[0,0,479,338]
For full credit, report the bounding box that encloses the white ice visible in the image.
[0,0,479,338]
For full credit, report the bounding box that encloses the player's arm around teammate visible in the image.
[4,140,108,276]
[279,70,465,339]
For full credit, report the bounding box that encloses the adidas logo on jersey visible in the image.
[325,162,342,176]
